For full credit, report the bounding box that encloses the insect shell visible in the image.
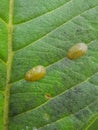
[45,93,52,100]
[67,43,88,60]
[25,65,46,82]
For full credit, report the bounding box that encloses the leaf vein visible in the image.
[38,98,98,129]
[14,5,98,53]
[14,0,72,25]
[13,71,98,118]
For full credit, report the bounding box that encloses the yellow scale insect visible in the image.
[67,43,88,60]
[25,65,46,82]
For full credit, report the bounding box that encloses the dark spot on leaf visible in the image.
[64,31,67,34]
[76,28,82,32]
[10,107,18,116]
[73,87,82,94]
[75,112,82,120]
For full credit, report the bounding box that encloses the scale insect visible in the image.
[25,65,46,82]
[67,43,88,60]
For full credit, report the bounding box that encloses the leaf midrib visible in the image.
[3,0,14,130]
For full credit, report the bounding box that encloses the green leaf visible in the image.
[87,117,98,130]
[0,0,98,130]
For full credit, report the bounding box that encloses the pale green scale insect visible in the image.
[67,43,88,60]
[25,65,46,82]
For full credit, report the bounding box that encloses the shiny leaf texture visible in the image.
[0,0,98,130]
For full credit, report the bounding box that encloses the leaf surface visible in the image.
[0,0,98,130]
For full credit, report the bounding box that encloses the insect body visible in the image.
[67,43,88,60]
[25,65,46,81]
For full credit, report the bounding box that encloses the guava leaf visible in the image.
[0,0,98,130]
[87,118,98,130]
